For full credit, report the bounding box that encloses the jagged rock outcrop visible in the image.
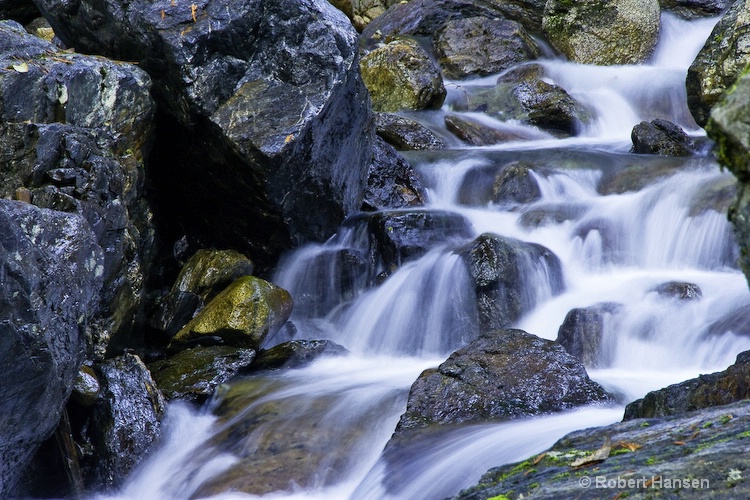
[543,0,661,65]
[0,201,103,498]
[687,0,750,127]
[34,0,375,262]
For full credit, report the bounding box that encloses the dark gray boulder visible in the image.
[435,17,540,79]
[0,20,156,357]
[251,340,349,371]
[459,233,565,332]
[624,350,750,420]
[556,302,623,368]
[660,0,730,18]
[88,354,166,489]
[651,281,703,300]
[395,329,612,432]
[0,0,39,24]
[631,119,695,156]
[0,200,103,498]
[374,112,446,151]
[34,0,374,262]
[687,0,750,127]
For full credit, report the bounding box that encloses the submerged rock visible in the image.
[543,0,661,65]
[169,276,293,352]
[360,37,446,112]
[687,0,750,127]
[631,119,695,156]
[650,281,703,300]
[395,329,612,432]
[493,161,543,205]
[445,113,530,146]
[624,350,750,419]
[435,17,540,79]
[149,346,256,403]
[251,340,349,371]
[375,112,446,151]
[454,399,750,499]
[459,233,565,332]
[0,201,103,498]
[556,302,623,368]
[89,354,166,489]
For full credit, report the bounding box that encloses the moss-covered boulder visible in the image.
[687,0,750,127]
[172,249,255,301]
[395,329,612,433]
[149,346,256,403]
[168,276,293,352]
[329,0,401,31]
[360,38,446,112]
[435,17,540,79]
[542,0,660,65]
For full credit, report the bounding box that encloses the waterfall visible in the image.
[108,12,749,500]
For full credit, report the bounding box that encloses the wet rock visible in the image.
[492,161,543,205]
[361,0,546,42]
[543,0,661,65]
[35,0,373,261]
[687,0,750,127]
[360,37,446,112]
[172,249,256,302]
[395,329,612,432]
[454,399,750,500]
[445,113,530,146]
[71,365,101,408]
[363,137,427,210]
[89,354,166,489]
[705,68,750,279]
[0,21,156,358]
[149,346,256,403]
[556,302,623,368]
[630,119,695,156]
[169,276,293,352]
[705,303,750,338]
[435,17,540,80]
[459,233,565,332]
[0,200,103,498]
[364,210,473,270]
[148,290,204,340]
[25,17,56,43]
[375,112,446,151]
[460,65,591,136]
[624,351,750,419]
[597,156,686,194]
[251,340,349,371]
[651,281,703,300]
[660,0,729,18]
[329,0,400,31]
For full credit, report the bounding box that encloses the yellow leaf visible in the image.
[12,62,28,73]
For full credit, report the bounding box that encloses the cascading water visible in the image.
[105,13,750,500]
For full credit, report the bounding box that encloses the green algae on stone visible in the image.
[169,276,292,352]
[172,249,255,301]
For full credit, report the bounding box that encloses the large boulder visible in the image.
[361,0,546,40]
[542,0,661,65]
[706,68,750,280]
[34,0,374,262]
[360,37,446,112]
[687,0,750,127]
[459,233,565,332]
[169,276,293,352]
[624,350,750,419]
[0,20,156,357]
[0,201,103,498]
[395,329,612,432]
[454,399,750,499]
[435,17,540,79]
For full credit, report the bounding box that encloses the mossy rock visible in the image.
[168,276,293,352]
[172,249,255,301]
[360,37,446,112]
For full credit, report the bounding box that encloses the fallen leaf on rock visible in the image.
[532,452,546,465]
[615,441,641,452]
[673,441,685,446]
[571,437,611,468]
[12,62,28,73]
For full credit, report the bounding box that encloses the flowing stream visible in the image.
[106,13,750,500]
